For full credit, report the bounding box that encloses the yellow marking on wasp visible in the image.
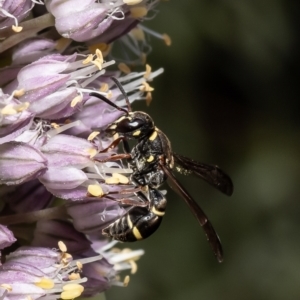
[109,124,117,130]
[87,131,100,141]
[133,130,141,136]
[127,214,133,229]
[132,227,143,240]
[151,206,165,216]
[117,116,127,122]
[147,155,154,162]
[149,130,157,141]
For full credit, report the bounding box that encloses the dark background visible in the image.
[107,1,300,299]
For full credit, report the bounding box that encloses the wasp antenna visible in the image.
[111,77,132,113]
[89,92,128,114]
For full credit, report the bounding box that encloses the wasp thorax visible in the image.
[110,111,155,139]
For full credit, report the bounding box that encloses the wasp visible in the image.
[90,78,233,262]
[103,187,167,242]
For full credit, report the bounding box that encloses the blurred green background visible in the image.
[107,1,300,299]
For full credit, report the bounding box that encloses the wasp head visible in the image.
[106,111,155,139]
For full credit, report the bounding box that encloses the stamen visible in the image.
[88,43,112,57]
[144,64,152,79]
[123,275,130,287]
[118,63,131,74]
[112,173,129,184]
[100,83,109,92]
[146,92,152,106]
[69,273,81,280]
[139,25,172,46]
[56,38,72,52]
[13,89,25,97]
[12,25,23,32]
[0,284,12,291]
[58,241,67,252]
[123,0,143,5]
[87,184,104,197]
[129,260,138,274]
[130,27,145,41]
[61,284,84,299]
[70,95,82,107]
[47,120,82,138]
[76,261,83,270]
[95,49,104,65]
[82,54,93,65]
[1,105,17,115]
[35,278,55,289]
[51,122,60,129]
[130,7,148,18]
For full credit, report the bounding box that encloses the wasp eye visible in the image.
[117,118,144,133]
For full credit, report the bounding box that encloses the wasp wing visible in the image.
[160,163,223,263]
[173,153,233,196]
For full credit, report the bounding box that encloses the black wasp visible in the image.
[90,78,233,263]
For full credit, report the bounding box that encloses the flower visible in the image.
[45,0,159,42]
[0,0,167,298]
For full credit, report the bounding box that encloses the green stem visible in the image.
[0,13,55,53]
[0,205,68,225]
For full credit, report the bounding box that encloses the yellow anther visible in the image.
[141,52,147,64]
[1,105,17,115]
[91,60,102,70]
[87,184,104,197]
[0,284,12,291]
[140,82,154,92]
[105,177,120,185]
[129,260,138,274]
[35,278,55,289]
[95,49,104,65]
[130,27,145,41]
[130,7,148,18]
[123,0,143,5]
[87,148,97,158]
[112,173,129,184]
[144,64,152,79]
[82,54,93,65]
[71,95,82,107]
[58,241,67,252]
[146,91,152,106]
[55,38,72,52]
[62,253,73,265]
[13,89,25,97]
[69,273,81,280]
[76,261,83,270]
[87,131,100,141]
[162,33,172,46]
[89,43,112,57]
[16,102,30,112]
[123,275,130,287]
[100,83,109,92]
[118,62,131,74]
[51,123,60,129]
[12,25,23,32]
[107,90,113,99]
[61,284,84,299]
